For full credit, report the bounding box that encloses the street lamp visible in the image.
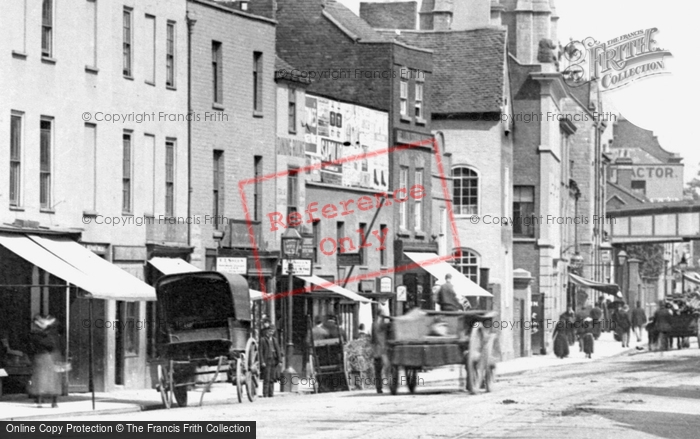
[281,227,302,392]
[679,254,688,294]
[617,250,628,303]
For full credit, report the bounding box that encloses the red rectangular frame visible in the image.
[237,137,463,300]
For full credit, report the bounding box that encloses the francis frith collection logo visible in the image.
[563,27,673,91]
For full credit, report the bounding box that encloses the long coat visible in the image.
[631,307,648,327]
[613,310,632,335]
[27,327,62,397]
[260,335,281,370]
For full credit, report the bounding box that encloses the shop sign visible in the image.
[217,257,247,274]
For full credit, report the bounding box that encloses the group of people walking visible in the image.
[552,298,648,359]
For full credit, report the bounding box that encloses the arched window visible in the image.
[453,249,479,283]
[452,166,478,215]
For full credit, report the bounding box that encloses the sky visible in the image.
[336,0,700,183]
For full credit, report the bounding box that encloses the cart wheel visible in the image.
[173,385,188,407]
[406,368,418,394]
[389,365,399,395]
[157,364,172,409]
[245,338,259,402]
[466,323,486,394]
[236,357,244,403]
[308,355,319,394]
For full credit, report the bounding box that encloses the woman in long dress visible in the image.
[27,315,62,408]
[552,317,570,359]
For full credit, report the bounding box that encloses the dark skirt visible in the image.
[553,332,570,358]
[582,334,594,355]
[28,352,62,397]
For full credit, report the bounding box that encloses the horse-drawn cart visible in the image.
[649,311,700,350]
[153,271,260,408]
[377,308,499,395]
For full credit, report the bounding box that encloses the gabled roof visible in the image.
[275,56,311,84]
[611,118,681,164]
[607,180,647,208]
[323,0,390,42]
[387,28,507,114]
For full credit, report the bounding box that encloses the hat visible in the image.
[33,314,56,330]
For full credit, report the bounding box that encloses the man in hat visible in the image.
[260,319,282,397]
[437,274,462,311]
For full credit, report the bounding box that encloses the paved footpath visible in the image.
[0,331,639,420]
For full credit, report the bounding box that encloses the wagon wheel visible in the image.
[157,363,172,409]
[236,357,244,403]
[173,384,188,407]
[389,365,399,395]
[406,367,418,394]
[466,323,487,394]
[308,355,319,393]
[172,362,189,407]
[245,338,260,402]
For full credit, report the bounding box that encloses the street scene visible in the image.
[1,0,698,438]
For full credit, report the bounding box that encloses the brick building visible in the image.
[186,0,278,295]
[266,0,452,317]
[608,117,684,203]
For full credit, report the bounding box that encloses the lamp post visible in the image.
[617,250,628,303]
[281,227,302,392]
[679,254,688,294]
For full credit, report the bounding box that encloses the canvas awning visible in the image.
[404,252,493,297]
[296,275,371,303]
[682,272,700,285]
[568,273,620,296]
[0,233,155,301]
[148,257,200,275]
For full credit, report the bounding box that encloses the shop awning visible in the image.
[0,233,156,301]
[27,234,155,301]
[568,273,620,296]
[296,275,371,303]
[682,272,700,285]
[0,233,99,293]
[148,257,200,275]
[404,252,493,297]
[250,289,265,301]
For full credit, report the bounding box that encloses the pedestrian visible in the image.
[27,314,62,408]
[436,274,462,311]
[573,306,588,351]
[581,318,595,358]
[590,300,603,340]
[631,301,647,342]
[613,303,632,348]
[559,308,575,346]
[260,320,282,398]
[323,315,341,339]
[372,305,391,393]
[552,316,570,359]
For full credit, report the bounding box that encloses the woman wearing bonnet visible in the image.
[27,314,62,408]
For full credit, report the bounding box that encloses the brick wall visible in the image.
[188,1,277,267]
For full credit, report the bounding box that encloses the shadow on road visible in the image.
[620,385,700,400]
[592,408,700,439]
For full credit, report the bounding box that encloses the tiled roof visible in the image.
[389,28,507,114]
[607,181,647,207]
[323,0,389,42]
[275,56,312,84]
[359,1,417,30]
